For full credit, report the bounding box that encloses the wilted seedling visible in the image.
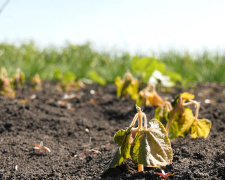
[31,74,42,90]
[75,148,101,160]
[0,67,11,89]
[55,71,85,92]
[155,92,211,139]
[154,169,177,180]
[18,99,30,104]
[34,141,51,154]
[12,68,25,89]
[106,105,173,172]
[72,138,101,160]
[0,67,16,98]
[137,84,172,116]
[115,72,139,100]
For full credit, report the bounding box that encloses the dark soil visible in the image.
[0,82,225,180]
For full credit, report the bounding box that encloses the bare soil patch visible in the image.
[0,82,225,179]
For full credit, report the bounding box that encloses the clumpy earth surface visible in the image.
[0,82,224,180]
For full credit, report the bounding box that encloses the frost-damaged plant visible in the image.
[106,105,173,172]
[34,141,51,154]
[155,92,211,139]
[31,74,42,90]
[137,84,172,116]
[115,72,139,100]
[12,68,25,89]
[0,67,16,98]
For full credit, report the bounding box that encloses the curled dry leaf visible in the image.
[138,84,172,116]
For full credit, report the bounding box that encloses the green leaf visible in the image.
[88,70,106,85]
[131,119,172,167]
[155,107,169,127]
[106,127,132,169]
[189,119,211,138]
[165,71,182,82]
[155,107,179,139]
[53,69,62,81]
[114,127,132,146]
[105,148,126,170]
[62,72,76,82]
[131,57,165,82]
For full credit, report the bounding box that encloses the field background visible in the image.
[1,41,225,86]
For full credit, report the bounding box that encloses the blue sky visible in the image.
[0,0,225,53]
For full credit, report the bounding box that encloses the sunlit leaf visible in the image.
[171,92,194,108]
[165,71,182,82]
[115,76,123,98]
[106,127,132,169]
[181,92,195,100]
[155,107,179,139]
[155,107,168,126]
[88,70,106,85]
[0,87,16,98]
[126,79,139,100]
[53,69,63,81]
[189,119,211,138]
[136,94,144,106]
[114,127,132,146]
[105,148,126,170]
[131,57,165,82]
[131,119,172,167]
[115,74,139,100]
[31,74,42,90]
[177,108,195,137]
[62,72,76,82]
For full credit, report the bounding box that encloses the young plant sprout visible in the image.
[34,141,51,154]
[72,137,101,160]
[12,68,25,89]
[115,72,139,100]
[106,105,173,172]
[0,67,16,98]
[137,84,172,116]
[31,74,42,90]
[154,169,177,180]
[155,92,211,139]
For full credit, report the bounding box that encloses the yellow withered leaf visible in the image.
[178,108,195,137]
[115,76,123,98]
[189,119,211,138]
[181,92,195,100]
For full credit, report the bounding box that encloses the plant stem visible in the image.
[165,107,177,134]
[138,164,143,172]
[188,99,200,119]
[130,113,138,127]
[137,107,144,172]
[138,111,142,129]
